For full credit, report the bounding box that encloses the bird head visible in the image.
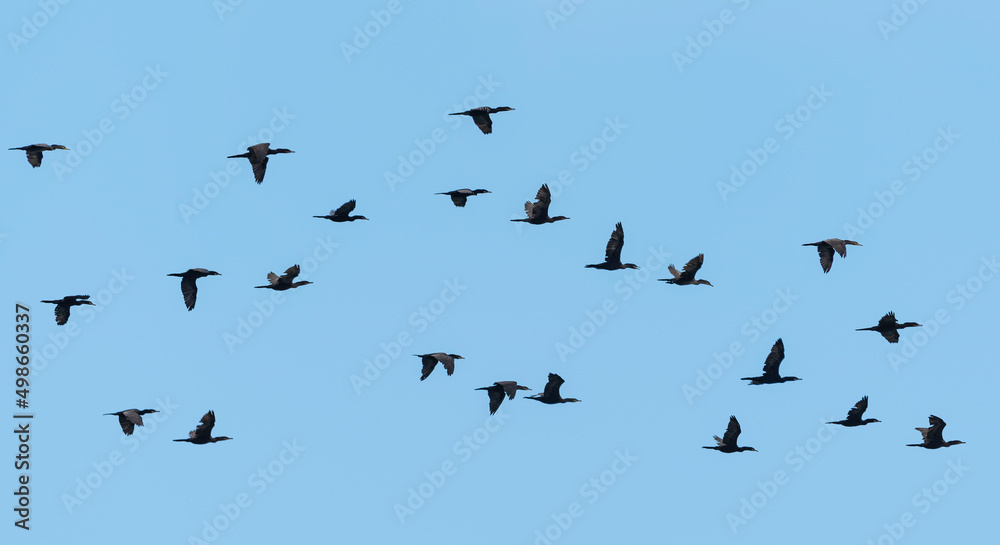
[564,398,582,403]
[356,216,370,221]
[697,280,714,287]
[624,264,640,270]
[214,437,233,442]
[551,216,570,222]
[82,300,96,306]
[845,240,862,246]
[51,145,69,150]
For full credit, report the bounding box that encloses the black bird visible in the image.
[586,222,638,270]
[827,396,880,427]
[254,264,312,291]
[449,106,514,134]
[741,339,800,385]
[907,415,965,449]
[167,268,220,311]
[856,312,921,343]
[173,410,232,444]
[436,189,491,207]
[415,353,464,380]
[104,409,159,436]
[40,295,94,325]
[802,238,862,273]
[476,381,531,415]
[313,199,369,222]
[526,373,581,404]
[9,143,68,167]
[703,416,757,453]
[659,254,712,286]
[227,143,294,184]
[510,184,569,225]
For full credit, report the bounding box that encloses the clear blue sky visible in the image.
[3,2,997,543]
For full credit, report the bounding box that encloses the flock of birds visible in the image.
[15,105,963,450]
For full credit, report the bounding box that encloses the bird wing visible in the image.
[543,373,564,399]
[419,355,437,381]
[179,276,199,311]
[333,200,356,218]
[26,150,43,167]
[280,265,301,282]
[265,272,280,285]
[605,223,625,264]
[878,312,898,328]
[761,338,785,376]
[816,243,834,273]
[536,184,552,207]
[193,410,216,440]
[471,111,492,134]
[117,413,137,435]
[438,354,456,376]
[251,156,269,184]
[721,416,742,446]
[926,415,946,444]
[666,264,681,280]
[451,194,468,207]
[880,329,900,343]
[53,304,70,325]
[487,387,504,414]
[827,239,849,258]
[496,381,520,400]
[846,396,868,421]
[679,254,704,282]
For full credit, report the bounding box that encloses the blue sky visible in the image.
[3,2,997,543]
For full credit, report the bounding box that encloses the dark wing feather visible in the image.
[193,411,216,440]
[679,254,704,282]
[721,416,741,446]
[180,276,198,310]
[53,304,70,325]
[881,329,900,343]
[486,387,504,414]
[761,339,785,376]
[471,112,492,134]
[419,355,437,381]
[333,200,357,218]
[26,150,43,167]
[543,373,564,399]
[816,243,834,273]
[605,223,625,264]
[846,396,868,422]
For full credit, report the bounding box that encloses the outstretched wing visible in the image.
[605,223,625,264]
[333,200,357,218]
[761,338,785,376]
[679,254,705,282]
[846,396,868,422]
[721,416,742,446]
[179,276,199,310]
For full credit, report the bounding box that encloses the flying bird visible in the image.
[313,200,369,222]
[436,189,491,207]
[802,238,861,273]
[659,254,712,286]
[856,312,921,343]
[227,143,294,184]
[104,409,159,436]
[476,381,531,415]
[40,295,94,325]
[9,143,69,167]
[827,396,880,427]
[254,264,312,291]
[173,410,232,444]
[510,184,569,225]
[741,339,800,384]
[907,415,965,449]
[449,106,514,134]
[415,353,464,380]
[586,222,638,270]
[167,268,220,311]
[526,373,581,404]
[703,415,757,453]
